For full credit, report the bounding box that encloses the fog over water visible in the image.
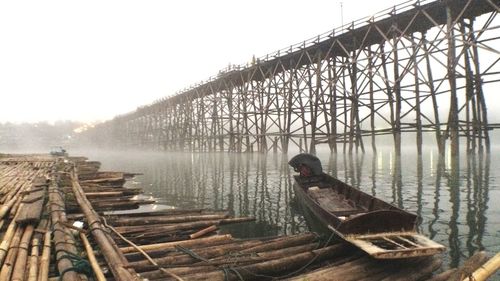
[75,146,500,272]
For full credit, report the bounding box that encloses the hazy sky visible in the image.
[0,0,412,123]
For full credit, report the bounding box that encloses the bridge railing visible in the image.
[255,0,427,64]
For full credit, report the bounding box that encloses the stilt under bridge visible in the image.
[81,0,500,156]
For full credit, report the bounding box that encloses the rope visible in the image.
[101,216,185,281]
[87,220,111,235]
[232,231,337,280]
[170,232,333,280]
[57,250,93,281]
[222,266,245,281]
[175,245,209,262]
[173,244,245,280]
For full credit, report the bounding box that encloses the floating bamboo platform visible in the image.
[0,153,498,280]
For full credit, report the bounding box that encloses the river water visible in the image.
[78,147,500,272]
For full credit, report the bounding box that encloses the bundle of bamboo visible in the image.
[0,156,53,281]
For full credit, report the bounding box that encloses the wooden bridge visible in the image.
[80,0,500,156]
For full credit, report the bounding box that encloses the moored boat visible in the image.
[289,153,445,259]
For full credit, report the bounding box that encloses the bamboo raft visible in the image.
[0,154,498,281]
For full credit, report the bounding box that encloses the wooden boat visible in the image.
[78,171,141,187]
[289,153,445,259]
[78,171,139,181]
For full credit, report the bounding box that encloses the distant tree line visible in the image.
[0,121,83,152]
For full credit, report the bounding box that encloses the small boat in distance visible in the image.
[49,146,67,157]
[289,153,445,259]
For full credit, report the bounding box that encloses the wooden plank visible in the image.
[345,232,445,259]
[383,237,408,249]
[307,187,358,213]
[15,179,47,224]
[31,176,48,187]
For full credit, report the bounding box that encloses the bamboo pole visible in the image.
[448,251,489,281]
[0,197,18,220]
[11,224,35,281]
[128,239,264,270]
[463,252,500,281]
[113,217,253,235]
[240,233,317,254]
[110,214,229,226]
[0,219,18,265]
[27,235,39,281]
[198,243,321,267]
[179,244,347,281]
[189,225,218,239]
[0,226,24,280]
[138,264,217,280]
[38,229,51,281]
[69,172,140,281]
[120,234,233,254]
[124,238,257,262]
[79,233,106,281]
[49,178,83,281]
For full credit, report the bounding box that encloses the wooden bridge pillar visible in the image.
[447,5,460,160]
[392,24,402,159]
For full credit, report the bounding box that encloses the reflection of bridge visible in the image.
[82,0,500,155]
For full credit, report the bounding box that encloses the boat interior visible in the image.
[297,175,398,221]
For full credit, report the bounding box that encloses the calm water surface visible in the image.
[78,148,500,271]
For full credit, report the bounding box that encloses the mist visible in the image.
[0,121,82,153]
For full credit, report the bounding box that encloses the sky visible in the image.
[0,0,422,123]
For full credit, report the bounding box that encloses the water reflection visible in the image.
[428,157,444,240]
[448,156,461,267]
[85,149,499,270]
[392,155,403,208]
[136,152,308,237]
[465,154,490,258]
[416,155,423,225]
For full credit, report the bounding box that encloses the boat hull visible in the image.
[292,173,445,259]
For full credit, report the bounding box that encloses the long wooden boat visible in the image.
[289,153,445,259]
[78,171,139,181]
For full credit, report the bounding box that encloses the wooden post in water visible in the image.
[469,19,490,154]
[392,21,402,159]
[461,19,480,155]
[283,62,294,154]
[368,45,377,155]
[423,32,444,157]
[446,4,460,160]
[412,34,423,156]
[348,49,357,154]
[329,56,338,153]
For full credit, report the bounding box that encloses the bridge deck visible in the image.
[180,0,499,94]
